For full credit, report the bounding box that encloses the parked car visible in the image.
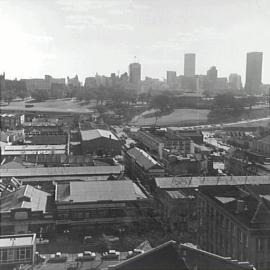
[76,251,96,261]
[49,252,67,263]
[35,252,46,263]
[83,235,93,243]
[101,250,120,260]
[127,249,144,258]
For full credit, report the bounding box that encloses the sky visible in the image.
[0,0,270,83]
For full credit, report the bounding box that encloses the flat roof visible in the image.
[155,176,270,189]
[0,234,36,248]
[56,180,147,203]
[0,165,122,178]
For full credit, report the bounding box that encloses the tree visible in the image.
[150,94,172,112]
[31,89,49,102]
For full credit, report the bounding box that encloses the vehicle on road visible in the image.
[76,251,96,261]
[101,250,120,260]
[127,249,144,258]
[35,252,46,263]
[48,252,67,263]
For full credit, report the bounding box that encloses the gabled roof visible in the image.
[109,240,188,270]
[56,180,147,203]
[127,147,163,171]
[80,129,118,141]
[0,185,50,213]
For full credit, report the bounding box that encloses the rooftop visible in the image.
[0,234,36,248]
[0,185,50,213]
[80,129,118,141]
[0,165,122,178]
[200,185,270,229]
[155,176,270,189]
[108,240,188,270]
[127,147,162,170]
[24,134,67,145]
[56,180,147,203]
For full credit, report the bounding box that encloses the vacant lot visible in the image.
[0,98,96,114]
[130,108,210,126]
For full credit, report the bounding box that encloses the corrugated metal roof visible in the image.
[80,129,118,141]
[0,185,50,213]
[127,147,161,170]
[56,180,147,203]
[155,176,270,189]
[0,165,122,178]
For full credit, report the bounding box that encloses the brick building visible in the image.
[197,184,270,270]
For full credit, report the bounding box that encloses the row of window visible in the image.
[57,208,149,220]
[0,247,32,263]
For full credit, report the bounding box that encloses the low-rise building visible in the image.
[0,185,53,235]
[55,180,153,233]
[125,147,165,184]
[167,128,204,144]
[1,144,67,157]
[0,113,25,130]
[80,129,122,156]
[136,129,192,159]
[0,234,36,269]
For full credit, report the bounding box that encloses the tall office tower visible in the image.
[184,53,196,77]
[129,62,141,87]
[207,66,218,81]
[228,73,242,90]
[245,52,263,94]
[166,71,177,88]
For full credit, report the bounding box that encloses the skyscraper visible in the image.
[228,73,242,90]
[184,53,196,77]
[166,71,177,88]
[129,62,141,88]
[245,52,263,94]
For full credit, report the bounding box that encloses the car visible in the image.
[83,235,93,243]
[48,252,67,263]
[101,250,120,260]
[127,249,144,258]
[76,251,96,261]
[35,252,46,263]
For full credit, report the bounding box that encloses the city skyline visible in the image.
[1,0,270,83]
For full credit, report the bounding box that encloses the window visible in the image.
[244,234,248,248]
[267,238,270,250]
[256,238,264,252]
[19,248,26,260]
[231,223,236,236]
[26,248,31,260]
[240,230,243,243]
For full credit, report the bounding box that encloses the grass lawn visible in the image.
[0,98,96,114]
[130,108,210,126]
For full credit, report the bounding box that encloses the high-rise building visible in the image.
[129,62,141,88]
[166,71,177,88]
[207,66,218,81]
[229,73,242,90]
[245,52,263,94]
[184,53,196,77]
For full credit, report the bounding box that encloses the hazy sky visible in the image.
[1,0,270,83]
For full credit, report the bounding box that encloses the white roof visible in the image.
[81,129,118,141]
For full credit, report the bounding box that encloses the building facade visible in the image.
[245,52,263,94]
[184,54,196,77]
[197,185,270,270]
